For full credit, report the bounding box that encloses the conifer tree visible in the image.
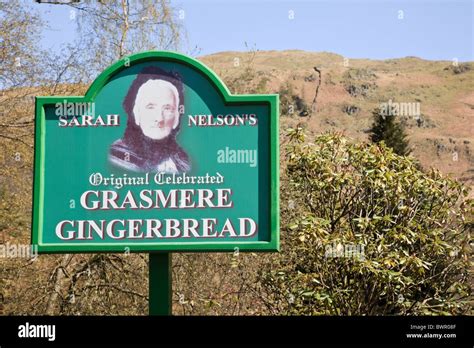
[369,107,411,156]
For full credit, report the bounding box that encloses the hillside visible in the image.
[201,50,474,192]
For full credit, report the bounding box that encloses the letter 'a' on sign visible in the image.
[32,51,279,253]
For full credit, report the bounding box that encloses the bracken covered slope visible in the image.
[201,50,474,192]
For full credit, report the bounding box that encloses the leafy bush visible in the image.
[258,129,472,315]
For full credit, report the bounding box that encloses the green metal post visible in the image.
[149,252,172,315]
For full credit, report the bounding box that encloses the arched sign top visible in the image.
[84,51,275,105]
[85,51,228,100]
[33,50,279,253]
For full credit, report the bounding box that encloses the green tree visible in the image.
[369,107,411,156]
[257,129,472,315]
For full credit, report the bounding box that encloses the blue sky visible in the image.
[36,0,473,61]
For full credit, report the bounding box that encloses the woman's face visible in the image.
[133,79,179,140]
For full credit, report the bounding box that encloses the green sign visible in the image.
[32,51,279,253]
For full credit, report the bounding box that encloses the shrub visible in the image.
[258,129,472,315]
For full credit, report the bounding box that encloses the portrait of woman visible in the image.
[109,66,191,173]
